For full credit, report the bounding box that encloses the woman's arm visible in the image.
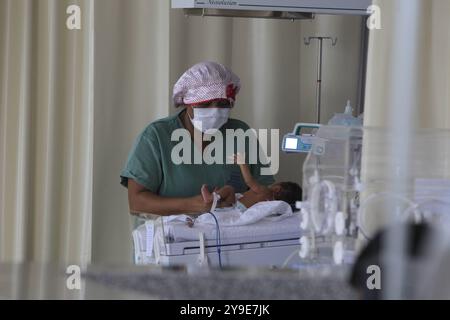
[127,179,211,216]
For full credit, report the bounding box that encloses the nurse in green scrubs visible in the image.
[120,62,274,216]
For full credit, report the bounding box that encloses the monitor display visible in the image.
[285,137,299,150]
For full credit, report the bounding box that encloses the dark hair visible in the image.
[275,182,302,206]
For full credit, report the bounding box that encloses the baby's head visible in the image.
[270,182,302,207]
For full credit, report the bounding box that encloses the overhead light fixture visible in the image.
[183,8,314,20]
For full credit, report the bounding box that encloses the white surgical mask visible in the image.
[189,108,230,134]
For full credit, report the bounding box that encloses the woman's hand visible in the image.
[199,184,236,210]
[190,194,213,213]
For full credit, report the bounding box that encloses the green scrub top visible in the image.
[120,109,274,197]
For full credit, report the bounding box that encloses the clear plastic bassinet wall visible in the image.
[300,125,363,266]
[300,125,450,298]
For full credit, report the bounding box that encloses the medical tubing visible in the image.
[208,211,223,269]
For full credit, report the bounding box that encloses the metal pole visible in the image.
[304,37,337,124]
[356,18,370,116]
[316,38,323,124]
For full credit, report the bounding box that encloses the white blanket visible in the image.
[163,215,301,243]
[163,200,293,227]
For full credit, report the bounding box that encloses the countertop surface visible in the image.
[0,263,359,300]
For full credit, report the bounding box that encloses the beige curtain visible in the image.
[0,0,93,265]
[365,0,450,129]
[91,0,171,264]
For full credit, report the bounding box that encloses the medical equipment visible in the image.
[328,100,363,127]
[356,129,450,239]
[282,123,321,154]
[298,125,363,265]
[352,129,450,299]
[296,125,450,273]
[285,123,364,266]
[132,201,304,268]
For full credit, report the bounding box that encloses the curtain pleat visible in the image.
[365,0,450,129]
[0,0,93,266]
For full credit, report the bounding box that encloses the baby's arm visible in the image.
[233,154,269,194]
[215,185,236,207]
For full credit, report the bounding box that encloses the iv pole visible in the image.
[304,36,338,124]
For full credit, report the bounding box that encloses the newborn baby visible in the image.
[201,154,302,212]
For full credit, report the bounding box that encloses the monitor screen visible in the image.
[285,137,299,150]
